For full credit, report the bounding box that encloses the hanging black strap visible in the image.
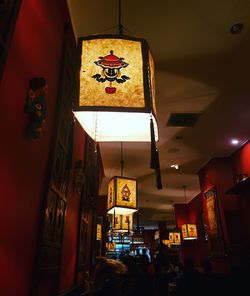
[150,117,157,169]
[150,117,162,189]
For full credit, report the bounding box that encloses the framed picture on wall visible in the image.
[204,186,225,257]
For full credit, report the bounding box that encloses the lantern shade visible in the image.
[162,239,171,247]
[107,176,138,215]
[96,224,102,240]
[181,223,198,240]
[74,34,158,142]
[169,231,181,245]
[111,214,133,232]
[106,242,116,251]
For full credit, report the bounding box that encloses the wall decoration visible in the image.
[25,77,48,139]
[204,186,225,257]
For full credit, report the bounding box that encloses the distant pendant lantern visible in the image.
[181,224,198,240]
[169,200,181,246]
[169,231,181,245]
[107,176,137,215]
[111,213,133,233]
[181,186,198,240]
[162,239,171,247]
[74,35,158,142]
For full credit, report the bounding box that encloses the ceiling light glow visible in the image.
[231,139,239,145]
[171,164,179,170]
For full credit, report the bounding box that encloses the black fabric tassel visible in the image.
[150,117,163,189]
[150,117,157,169]
[155,150,163,189]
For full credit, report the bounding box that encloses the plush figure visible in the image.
[25,77,47,139]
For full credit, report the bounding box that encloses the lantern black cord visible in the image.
[150,117,162,189]
[118,0,124,35]
[183,185,187,203]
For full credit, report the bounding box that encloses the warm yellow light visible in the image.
[74,35,158,142]
[106,242,116,251]
[96,224,102,240]
[74,111,158,142]
[181,223,198,240]
[111,214,133,232]
[107,176,138,215]
[162,239,171,247]
[169,231,181,245]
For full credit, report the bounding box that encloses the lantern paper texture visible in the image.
[111,214,133,232]
[121,214,133,230]
[96,224,102,240]
[108,178,115,209]
[79,38,144,108]
[169,231,181,245]
[182,224,198,240]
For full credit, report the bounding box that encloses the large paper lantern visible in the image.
[74,35,158,142]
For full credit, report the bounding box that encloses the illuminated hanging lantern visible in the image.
[181,223,198,240]
[106,242,116,251]
[74,35,158,142]
[162,239,171,247]
[169,231,181,245]
[111,213,133,233]
[168,200,181,245]
[181,186,198,240]
[107,176,137,215]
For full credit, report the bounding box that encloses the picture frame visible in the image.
[204,186,225,257]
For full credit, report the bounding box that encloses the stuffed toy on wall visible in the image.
[25,77,47,139]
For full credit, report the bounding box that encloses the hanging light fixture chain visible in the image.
[118,0,123,35]
[183,185,187,203]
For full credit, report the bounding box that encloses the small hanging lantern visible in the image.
[111,213,133,233]
[162,239,171,247]
[74,35,158,143]
[181,186,198,240]
[169,200,181,246]
[181,224,198,240]
[107,176,137,215]
[169,231,181,245]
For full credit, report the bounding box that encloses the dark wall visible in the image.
[59,122,86,291]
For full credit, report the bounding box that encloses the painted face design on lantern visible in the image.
[92,50,130,94]
[121,184,131,202]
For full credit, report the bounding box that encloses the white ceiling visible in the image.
[68,0,250,227]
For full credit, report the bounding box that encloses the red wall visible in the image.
[230,141,250,237]
[175,202,207,267]
[0,1,66,295]
[178,142,250,272]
